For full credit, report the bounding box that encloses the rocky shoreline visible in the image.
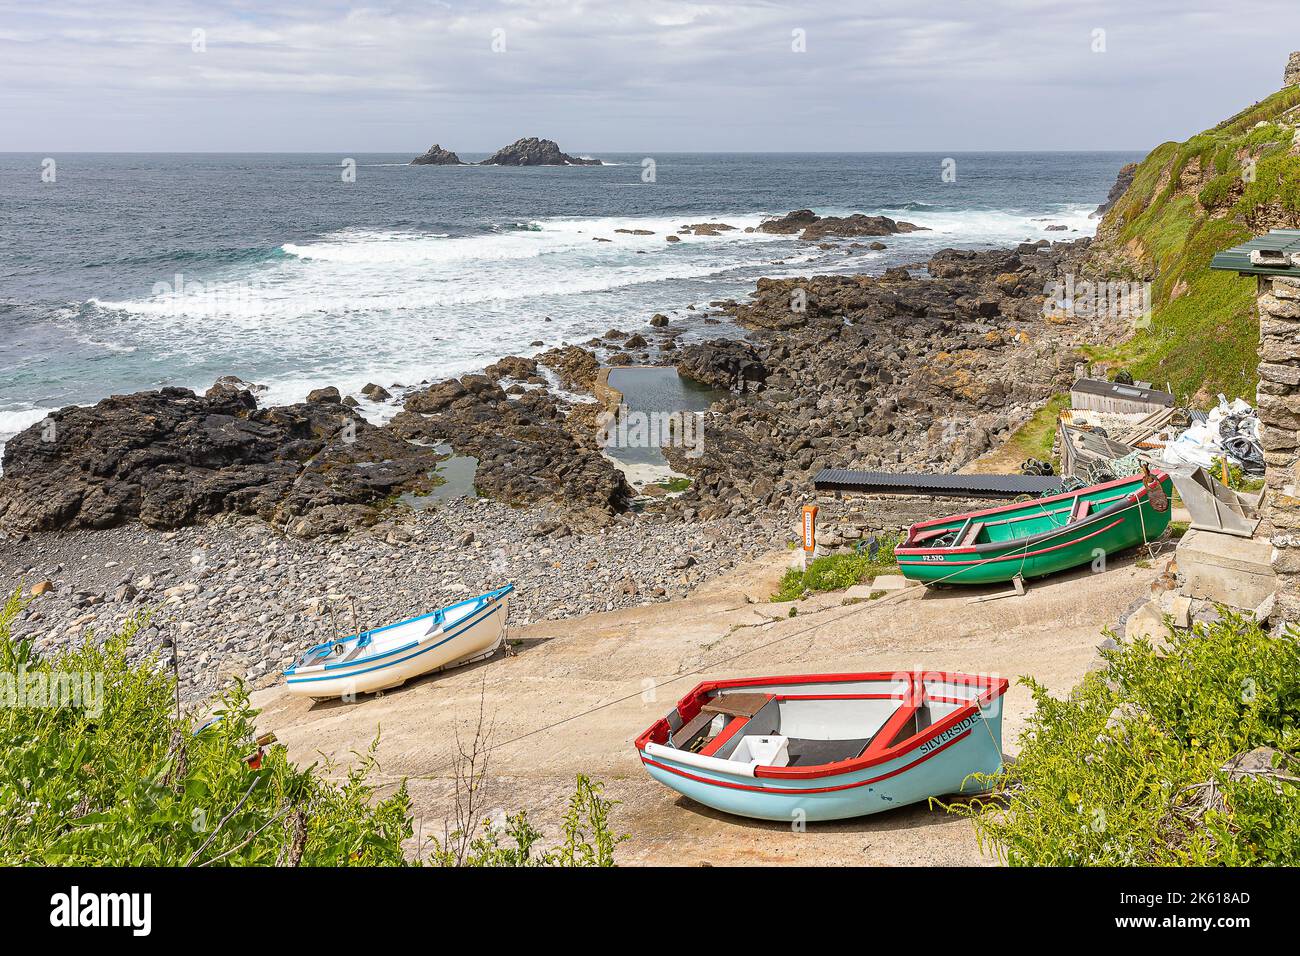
[0,204,1121,705]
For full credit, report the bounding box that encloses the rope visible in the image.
[381,486,1169,784]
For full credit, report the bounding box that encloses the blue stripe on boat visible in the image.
[284,602,503,684]
[284,584,513,676]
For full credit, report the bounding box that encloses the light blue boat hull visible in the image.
[641,712,1002,822]
[636,671,1008,823]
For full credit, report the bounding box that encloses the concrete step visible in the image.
[1175,529,1275,610]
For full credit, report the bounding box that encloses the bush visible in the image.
[0,592,413,865]
[771,535,898,602]
[0,592,626,866]
[430,775,625,867]
[950,611,1300,865]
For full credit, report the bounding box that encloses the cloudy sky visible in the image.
[1,0,1296,152]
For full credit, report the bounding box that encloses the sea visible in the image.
[0,151,1142,446]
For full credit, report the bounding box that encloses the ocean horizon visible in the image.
[0,150,1140,444]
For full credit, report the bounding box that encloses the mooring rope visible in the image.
[381,487,1168,785]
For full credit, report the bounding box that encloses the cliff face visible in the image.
[1083,77,1300,403]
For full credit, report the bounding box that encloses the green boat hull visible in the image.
[895,473,1172,586]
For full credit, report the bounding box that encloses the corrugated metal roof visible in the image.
[1070,378,1174,406]
[1209,229,1300,277]
[813,468,1063,498]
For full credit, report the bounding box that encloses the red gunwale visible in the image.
[633,670,1008,781]
[641,728,972,795]
[895,471,1166,554]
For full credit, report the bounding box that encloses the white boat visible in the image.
[283,585,513,699]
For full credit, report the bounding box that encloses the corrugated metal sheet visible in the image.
[1070,378,1174,407]
[813,468,1062,498]
[1209,229,1300,277]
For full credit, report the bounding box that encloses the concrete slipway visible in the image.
[251,550,1162,866]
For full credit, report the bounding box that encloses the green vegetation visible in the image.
[431,775,624,867]
[951,612,1300,865]
[771,535,899,602]
[1004,393,1069,467]
[0,594,623,866]
[0,594,413,865]
[653,476,692,494]
[1086,85,1300,404]
[1209,455,1266,493]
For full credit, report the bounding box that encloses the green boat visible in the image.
[895,470,1172,586]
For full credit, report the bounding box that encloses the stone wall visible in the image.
[811,490,1011,552]
[1255,274,1300,625]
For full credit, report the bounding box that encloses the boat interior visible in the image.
[291,592,495,671]
[903,484,1129,551]
[665,677,987,769]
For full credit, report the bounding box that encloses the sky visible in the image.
[1,0,1297,153]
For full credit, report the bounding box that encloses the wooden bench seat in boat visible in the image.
[671,693,774,749]
[1068,497,1092,523]
[703,692,771,718]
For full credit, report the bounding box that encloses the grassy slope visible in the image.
[1086,85,1300,405]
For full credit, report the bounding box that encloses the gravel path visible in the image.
[0,499,788,704]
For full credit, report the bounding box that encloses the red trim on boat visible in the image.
[699,717,747,757]
[640,729,972,795]
[865,703,920,757]
[904,472,1164,533]
[633,671,1008,770]
[896,517,1126,565]
[772,693,905,702]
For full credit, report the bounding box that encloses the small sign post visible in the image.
[801,505,818,561]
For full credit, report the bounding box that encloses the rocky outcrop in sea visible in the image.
[757,209,926,240]
[479,137,602,166]
[410,144,466,165]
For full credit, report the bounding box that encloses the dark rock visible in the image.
[479,137,601,166]
[360,383,391,401]
[393,375,632,520]
[0,387,445,536]
[757,209,927,240]
[799,214,927,241]
[676,340,767,392]
[404,379,467,413]
[306,386,342,404]
[537,345,601,392]
[483,355,539,382]
[678,222,737,236]
[757,209,820,235]
[410,144,466,166]
[1094,162,1138,217]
